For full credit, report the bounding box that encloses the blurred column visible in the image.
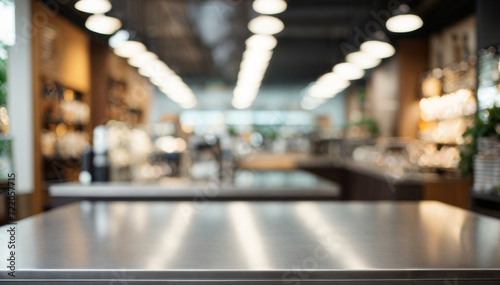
[477,0,500,49]
[6,0,34,195]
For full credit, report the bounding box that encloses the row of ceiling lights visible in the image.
[231,0,287,109]
[75,0,423,111]
[76,0,197,109]
[302,4,423,110]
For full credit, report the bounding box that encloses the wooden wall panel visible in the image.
[91,43,153,126]
[90,40,108,130]
[397,39,429,139]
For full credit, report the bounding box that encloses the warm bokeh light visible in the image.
[386,14,423,33]
[316,72,350,89]
[346,51,382,69]
[360,40,396,59]
[245,35,278,50]
[85,14,121,35]
[252,0,287,15]
[113,41,146,58]
[128,51,158,68]
[108,30,130,49]
[75,0,111,14]
[333,62,365,80]
[248,16,284,35]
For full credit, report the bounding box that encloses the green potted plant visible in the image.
[459,105,500,173]
[459,105,500,194]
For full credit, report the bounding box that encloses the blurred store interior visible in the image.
[1,0,500,218]
[1,0,500,282]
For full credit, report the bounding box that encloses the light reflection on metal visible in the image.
[228,202,270,269]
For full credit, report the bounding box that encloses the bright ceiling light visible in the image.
[237,81,263,91]
[308,84,341,99]
[108,30,129,48]
[316,72,350,89]
[252,0,287,15]
[232,98,253,109]
[246,35,278,50]
[179,100,197,109]
[360,40,395,59]
[248,16,284,35]
[234,88,258,101]
[237,78,263,88]
[158,77,188,91]
[75,0,111,14]
[152,74,183,88]
[346,51,382,69]
[85,14,121,35]
[386,14,423,33]
[139,60,173,78]
[333,62,365,80]
[114,40,146,58]
[240,59,269,72]
[243,49,273,62]
[301,96,327,110]
[238,70,265,83]
[128,51,158,68]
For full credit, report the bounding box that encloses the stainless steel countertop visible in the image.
[49,170,340,198]
[1,201,499,283]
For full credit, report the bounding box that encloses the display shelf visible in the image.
[30,3,93,213]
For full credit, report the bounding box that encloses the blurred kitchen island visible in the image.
[49,170,340,207]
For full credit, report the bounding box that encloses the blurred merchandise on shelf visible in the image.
[188,135,222,182]
[99,120,187,182]
[407,142,460,169]
[42,80,90,126]
[350,139,460,177]
[419,58,477,145]
[41,79,90,182]
[41,129,89,159]
[318,137,462,177]
[419,118,474,145]
[352,142,411,178]
[180,110,319,156]
[106,78,143,124]
[419,89,476,121]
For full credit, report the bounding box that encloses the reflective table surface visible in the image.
[1,201,499,284]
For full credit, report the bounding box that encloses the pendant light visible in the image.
[108,30,130,49]
[114,40,146,58]
[248,16,284,35]
[346,51,381,69]
[333,63,365,80]
[386,4,423,33]
[75,0,111,14]
[85,14,121,35]
[360,31,396,59]
[252,0,287,15]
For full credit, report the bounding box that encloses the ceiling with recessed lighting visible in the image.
[42,0,475,86]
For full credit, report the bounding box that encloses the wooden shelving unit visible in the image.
[31,1,91,213]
